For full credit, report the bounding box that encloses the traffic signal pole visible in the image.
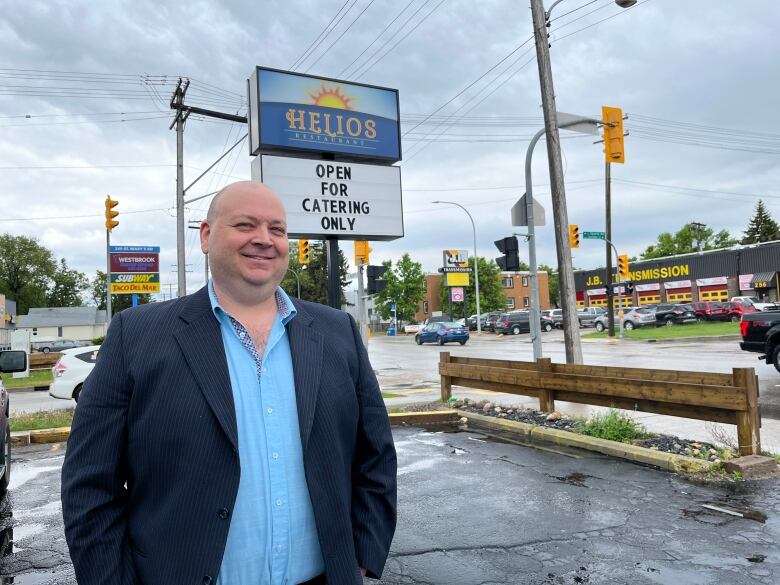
[106,228,112,321]
[606,161,615,337]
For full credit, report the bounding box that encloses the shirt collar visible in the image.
[207,280,297,325]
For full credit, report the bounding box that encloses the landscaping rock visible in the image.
[545,411,561,422]
[723,455,779,479]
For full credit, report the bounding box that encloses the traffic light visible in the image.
[494,236,519,271]
[298,240,311,265]
[568,224,580,249]
[104,195,119,231]
[354,241,371,265]
[618,254,629,279]
[602,106,625,164]
[366,265,388,294]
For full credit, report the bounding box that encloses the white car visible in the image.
[49,345,100,402]
[403,323,423,334]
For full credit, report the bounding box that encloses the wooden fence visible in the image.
[439,353,761,456]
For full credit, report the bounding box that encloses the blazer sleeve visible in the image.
[347,314,397,579]
[61,310,138,585]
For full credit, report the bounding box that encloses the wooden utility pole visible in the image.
[529,0,582,363]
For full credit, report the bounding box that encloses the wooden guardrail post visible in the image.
[537,358,555,413]
[733,367,761,456]
[440,352,452,402]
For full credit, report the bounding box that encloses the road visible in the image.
[369,331,780,452]
[2,431,778,585]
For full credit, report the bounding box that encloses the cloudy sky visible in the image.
[2,0,779,301]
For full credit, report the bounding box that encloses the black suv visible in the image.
[651,303,697,326]
[494,311,555,335]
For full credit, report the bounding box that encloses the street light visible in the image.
[529,0,638,363]
[432,201,482,334]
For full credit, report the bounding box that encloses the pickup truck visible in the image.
[739,311,780,372]
[731,296,776,312]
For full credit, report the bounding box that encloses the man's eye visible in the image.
[234,223,253,230]
[272,227,286,235]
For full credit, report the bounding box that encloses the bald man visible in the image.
[62,181,397,585]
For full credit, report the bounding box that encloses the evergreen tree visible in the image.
[742,200,780,244]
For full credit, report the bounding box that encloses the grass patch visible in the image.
[10,408,74,432]
[762,451,780,465]
[382,392,404,399]
[582,320,739,340]
[578,409,648,443]
[1,369,53,389]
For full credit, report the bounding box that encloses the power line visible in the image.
[304,0,379,73]
[290,0,358,71]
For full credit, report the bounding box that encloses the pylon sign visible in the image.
[248,67,401,163]
[109,246,161,294]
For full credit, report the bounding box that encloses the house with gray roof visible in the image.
[15,307,108,343]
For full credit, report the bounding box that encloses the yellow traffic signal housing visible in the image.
[602,106,625,164]
[354,240,371,265]
[618,254,630,279]
[568,224,580,249]
[105,195,119,231]
[298,240,311,265]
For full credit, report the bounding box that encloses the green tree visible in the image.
[374,253,426,326]
[46,258,88,307]
[641,223,738,259]
[538,264,559,307]
[0,234,56,313]
[742,200,780,244]
[90,270,152,313]
[438,257,507,318]
[280,241,350,306]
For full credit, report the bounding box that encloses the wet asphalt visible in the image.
[1,430,778,585]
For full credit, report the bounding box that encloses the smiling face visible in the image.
[200,181,289,304]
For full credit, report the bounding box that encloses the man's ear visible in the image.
[199,222,210,254]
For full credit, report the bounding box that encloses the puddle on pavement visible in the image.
[551,472,592,487]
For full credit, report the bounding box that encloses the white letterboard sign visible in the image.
[252,154,403,241]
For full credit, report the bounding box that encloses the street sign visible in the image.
[582,231,605,240]
[390,303,396,310]
[511,194,546,227]
[451,287,464,302]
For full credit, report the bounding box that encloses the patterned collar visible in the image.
[207,281,297,326]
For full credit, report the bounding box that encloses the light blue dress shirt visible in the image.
[209,282,325,585]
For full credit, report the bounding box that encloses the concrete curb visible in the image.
[461,411,711,473]
[11,426,71,446]
[388,410,460,427]
[582,334,740,344]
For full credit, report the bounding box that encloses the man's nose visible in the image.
[249,224,272,245]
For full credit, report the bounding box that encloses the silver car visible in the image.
[594,307,655,331]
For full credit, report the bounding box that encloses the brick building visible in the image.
[414,271,551,322]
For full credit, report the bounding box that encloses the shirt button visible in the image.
[203,577,213,585]
[267,407,273,415]
[276,499,283,507]
[272,452,279,460]
[219,507,229,519]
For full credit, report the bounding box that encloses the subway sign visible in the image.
[248,67,401,163]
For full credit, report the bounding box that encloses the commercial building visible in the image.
[414,271,551,322]
[574,240,780,308]
[15,307,108,343]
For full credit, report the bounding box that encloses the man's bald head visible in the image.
[206,181,284,224]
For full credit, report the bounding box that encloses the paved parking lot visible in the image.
[2,430,778,585]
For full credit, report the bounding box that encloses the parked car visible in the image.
[731,296,775,312]
[593,307,655,332]
[466,314,490,331]
[740,309,780,372]
[691,301,730,321]
[49,345,100,402]
[403,323,423,334]
[651,303,698,326]
[577,307,606,327]
[549,309,564,328]
[36,339,82,354]
[0,349,27,499]
[483,311,504,332]
[722,300,758,322]
[494,311,530,335]
[414,322,469,346]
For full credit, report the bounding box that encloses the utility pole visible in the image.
[170,78,190,298]
[606,162,615,337]
[691,221,707,253]
[530,0,582,363]
[357,259,368,346]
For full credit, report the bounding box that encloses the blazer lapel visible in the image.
[287,300,323,452]
[173,287,238,452]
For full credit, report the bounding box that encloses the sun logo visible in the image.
[308,83,355,110]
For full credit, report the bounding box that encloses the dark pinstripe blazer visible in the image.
[61,287,397,585]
